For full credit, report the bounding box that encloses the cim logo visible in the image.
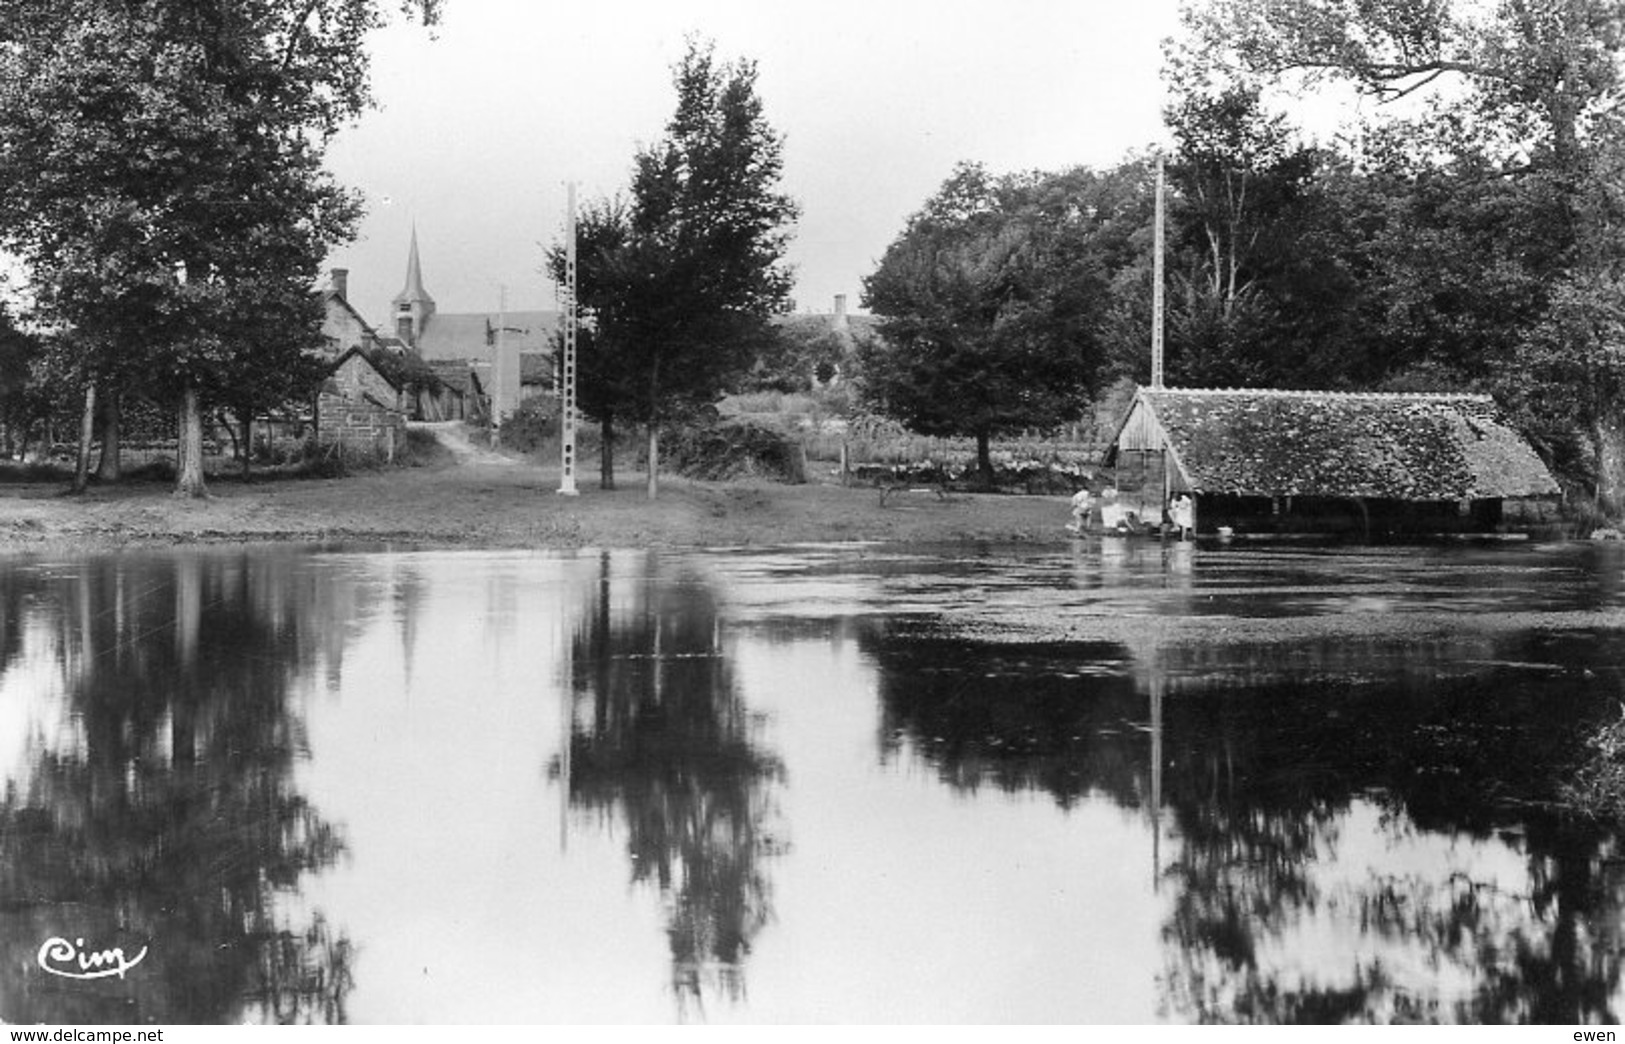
[37,937,148,981]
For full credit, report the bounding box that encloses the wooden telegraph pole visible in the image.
[1152,156,1176,528]
[1151,155,1165,391]
[558,182,579,496]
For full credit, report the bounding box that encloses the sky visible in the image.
[322,0,1186,326]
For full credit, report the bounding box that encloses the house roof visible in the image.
[329,346,401,391]
[1109,387,1560,500]
[424,360,478,396]
[415,311,558,361]
[322,288,374,332]
[520,352,552,385]
[771,311,879,342]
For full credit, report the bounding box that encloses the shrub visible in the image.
[401,427,456,468]
[500,397,553,455]
[659,415,807,483]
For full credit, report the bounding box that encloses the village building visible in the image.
[1103,387,1562,536]
[389,229,557,422]
[315,346,408,459]
[320,267,380,359]
[419,360,481,422]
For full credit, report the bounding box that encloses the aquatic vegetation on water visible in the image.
[1562,704,1625,821]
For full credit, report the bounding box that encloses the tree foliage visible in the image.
[861,162,1106,482]
[548,39,798,498]
[1129,0,1625,507]
[0,0,439,495]
[1174,0,1625,171]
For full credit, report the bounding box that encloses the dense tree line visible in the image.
[5,0,1620,512]
[859,0,1625,508]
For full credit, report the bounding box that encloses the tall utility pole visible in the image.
[1151,155,1165,390]
[492,283,507,446]
[558,182,579,496]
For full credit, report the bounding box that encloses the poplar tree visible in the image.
[554,39,797,500]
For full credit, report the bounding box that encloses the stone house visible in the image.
[316,347,407,459]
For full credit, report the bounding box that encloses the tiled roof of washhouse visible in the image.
[1115,387,1560,500]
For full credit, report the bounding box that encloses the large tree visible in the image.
[552,39,797,500]
[861,162,1103,484]
[1175,0,1625,171]
[0,0,439,497]
[1171,0,1625,506]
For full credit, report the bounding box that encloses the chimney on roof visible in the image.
[330,268,349,301]
[833,293,849,328]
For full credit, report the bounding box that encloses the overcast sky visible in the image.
[323,0,1185,324]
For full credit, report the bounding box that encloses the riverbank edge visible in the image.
[0,464,1076,555]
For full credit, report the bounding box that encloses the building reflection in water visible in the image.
[864,623,1625,1024]
[552,552,785,1019]
[0,551,363,1025]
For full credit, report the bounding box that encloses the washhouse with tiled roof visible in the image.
[1103,387,1561,536]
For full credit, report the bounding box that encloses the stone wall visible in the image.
[316,390,405,460]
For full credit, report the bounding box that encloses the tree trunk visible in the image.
[600,414,616,490]
[95,389,121,482]
[219,411,241,463]
[645,359,661,500]
[1592,411,1625,517]
[72,382,96,494]
[240,413,253,480]
[646,423,659,501]
[175,385,207,499]
[975,429,994,489]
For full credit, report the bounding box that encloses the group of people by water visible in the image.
[1069,487,1194,540]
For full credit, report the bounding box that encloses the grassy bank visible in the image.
[0,454,1071,553]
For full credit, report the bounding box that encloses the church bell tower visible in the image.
[391,227,435,347]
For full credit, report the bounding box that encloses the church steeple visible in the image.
[391,226,436,346]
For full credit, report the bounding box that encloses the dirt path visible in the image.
[409,421,517,466]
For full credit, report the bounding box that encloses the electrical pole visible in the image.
[492,283,507,446]
[558,181,579,496]
[1151,155,1165,390]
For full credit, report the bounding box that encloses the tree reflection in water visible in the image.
[553,552,785,1019]
[0,552,354,1025]
[866,625,1625,1024]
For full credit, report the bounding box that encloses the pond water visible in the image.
[2,540,1624,1024]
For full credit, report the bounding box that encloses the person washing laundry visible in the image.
[1100,488,1137,533]
[1067,488,1093,534]
[1170,494,1195,540]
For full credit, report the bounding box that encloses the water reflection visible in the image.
[4,542,1625,1023]
[553,553,785,1018]
[0,551,360,1024]
[865,625,1625,1024]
